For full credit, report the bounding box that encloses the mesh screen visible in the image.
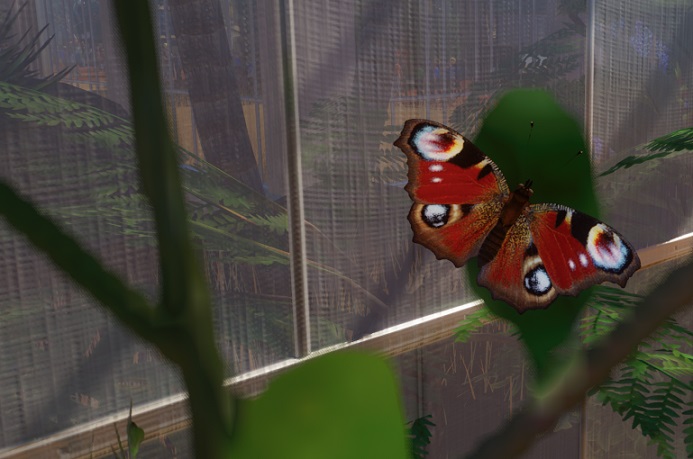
[0,0,690,457]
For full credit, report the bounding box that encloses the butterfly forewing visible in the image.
[528,204,641,296]
[396,119,509,204]
[395,120,509,267]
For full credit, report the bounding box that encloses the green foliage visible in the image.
[408,415,435,459]
[595,374,689,459]
[228,352,409,459]
[0,3,72,88]
[646,126,693,153]
[684,402,693,457]
[0,80,290,265]
[600,126,693,176]
[454,307,497,343]
[0,4,411,457]
[584,288,693,459]
[111,403,144,459]
[466,89,595,378]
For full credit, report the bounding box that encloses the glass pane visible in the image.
[592,1,693,248]
[296,0,589,349]
[0,0,293,449]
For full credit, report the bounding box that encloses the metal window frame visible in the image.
[0,233,691,459]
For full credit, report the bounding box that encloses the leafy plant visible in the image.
[584,288,693,459]
[408,414,435,459]
[0,2,72,88]
[600,126,693,176]
[111,403,144,459]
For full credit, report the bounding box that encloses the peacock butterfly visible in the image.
[394,119,641,312]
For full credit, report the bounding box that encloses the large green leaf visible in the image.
[466,89,597,379]
[229,351,409,459]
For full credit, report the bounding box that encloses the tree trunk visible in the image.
[167,0,264,194]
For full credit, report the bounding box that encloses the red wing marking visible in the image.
[413,160,500,204]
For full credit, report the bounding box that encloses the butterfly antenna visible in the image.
[565,150,584,166]
[527,121,534,144]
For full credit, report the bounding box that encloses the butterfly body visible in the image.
[478,181,533,267]
[395,119,640,312]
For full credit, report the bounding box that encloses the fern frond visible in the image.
[645,126,693,153]
[600,126,693,176]
[408,415,435,459]
[683,400,693,457]
[454,307,497,343]
[586,287,692,459]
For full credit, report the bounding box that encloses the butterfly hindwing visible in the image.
[409,201,504,267]
[395,120,509,267]
[477,214,559,310]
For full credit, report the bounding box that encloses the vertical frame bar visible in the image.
[581,4,597,457]
[279,0,311,358]
[584,0,596,156]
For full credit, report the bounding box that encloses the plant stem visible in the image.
[112,1,235,456]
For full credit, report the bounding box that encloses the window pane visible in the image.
[296,0,589,349]
[0,0,293,449]
[395,329,581,458]
[592,1,693,248]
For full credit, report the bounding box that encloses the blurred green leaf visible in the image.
[600,126,693,176]
[229,352,409,459]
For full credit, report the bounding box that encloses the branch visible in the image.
[0,181,158,339]
[464,258,693,459]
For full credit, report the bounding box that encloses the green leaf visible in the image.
[127,403,145,459]
[229,352,409,459]
[466,89,596,378]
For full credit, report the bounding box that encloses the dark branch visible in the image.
[463,259,693,459]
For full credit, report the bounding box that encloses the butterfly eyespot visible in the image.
[524,266,552,296]
[421,204,450,228]
[431,177,443,183]
[587,225,630,273]
[412,126,464,161]
[428,164,444,172]
[568,259,576,271]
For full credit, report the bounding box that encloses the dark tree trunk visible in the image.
[167,0,264,194]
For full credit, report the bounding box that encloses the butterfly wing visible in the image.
[476,213,555,310]
[529,204,640,295]
[395,119,510,266]
[478,203,641,312]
